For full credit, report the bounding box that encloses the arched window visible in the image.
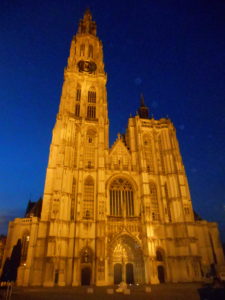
[80,44,85,56]
[143,135,154,173]
[149,182,160,221]
[109,178,134,217]
[88,45,93,58]
[21,231,30,263]
[83,177,94,219]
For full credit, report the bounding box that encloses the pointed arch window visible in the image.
[88,45,93,58]
[149,182,160,221]
[109,178,134,217]
[83,177,94,219]
[80,44,85,56]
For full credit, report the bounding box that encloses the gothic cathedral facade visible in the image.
[2,10,225,286]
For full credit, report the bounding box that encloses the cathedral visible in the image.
[1,10,224,287]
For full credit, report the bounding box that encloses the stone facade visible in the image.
[1,10,224,286]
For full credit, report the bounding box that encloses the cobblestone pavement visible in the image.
[6,283,203,300]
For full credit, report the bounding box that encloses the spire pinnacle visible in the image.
[78,8,97,36]
[138,94,149,119]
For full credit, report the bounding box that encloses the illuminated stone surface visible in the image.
[1,10,224,287]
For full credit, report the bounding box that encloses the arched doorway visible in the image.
[110,235,145,284]
[126,263,134,284]
[157,265,165,283]
[80,247,93,285]
[81,267,91,285]
[114,263,122,284]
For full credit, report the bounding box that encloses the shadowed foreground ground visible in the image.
[6,283,202,300]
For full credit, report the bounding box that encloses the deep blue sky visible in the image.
[0,0,225,241]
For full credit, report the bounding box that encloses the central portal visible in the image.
[111,235,145,284]
[113,263,134,284]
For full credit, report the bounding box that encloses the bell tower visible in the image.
[38,10,109,286]
[41,9,108,221]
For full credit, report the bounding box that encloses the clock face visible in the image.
[77,60,97,73]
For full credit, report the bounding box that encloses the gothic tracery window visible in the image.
[83,177,94,219]
[149,182,160,221]
[109,178,134,217]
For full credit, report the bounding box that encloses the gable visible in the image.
[109,138,131,168]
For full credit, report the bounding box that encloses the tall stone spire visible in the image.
[77,8,97,36]
[138,94,149,119]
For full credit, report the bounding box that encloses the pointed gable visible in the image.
[109,134,131,169]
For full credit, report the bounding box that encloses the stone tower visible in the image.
[1,10,224,287]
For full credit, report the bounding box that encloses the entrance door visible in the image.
[114,263,122,284]
[81,267,91,285]
[126,263,134,284]
[157,265,165,283]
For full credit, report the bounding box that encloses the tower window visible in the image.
[88,45,93,58]
[87,106,96,119]
[88,87,96,103]
[75,104,80,117]
[88,91,96,103]
[80,44,85,56]
[76,87,81,101]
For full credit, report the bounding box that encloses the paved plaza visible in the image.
[6,283,203,300]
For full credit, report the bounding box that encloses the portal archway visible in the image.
[109,234,145,284]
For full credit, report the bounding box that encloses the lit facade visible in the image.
[1,10,225,286]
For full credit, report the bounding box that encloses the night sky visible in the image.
[0,0,225,241]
